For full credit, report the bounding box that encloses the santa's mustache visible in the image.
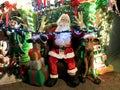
[58,22,69,27]
[56,23,71,32]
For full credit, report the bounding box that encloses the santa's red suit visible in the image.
[43,26,84,78]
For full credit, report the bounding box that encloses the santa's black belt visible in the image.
[57,47,70,50]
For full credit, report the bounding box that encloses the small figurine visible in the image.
[93,38,114,75]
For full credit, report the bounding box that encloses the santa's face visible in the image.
[60,17,69,24]
[55,18,70,32]
[57,18,70,28]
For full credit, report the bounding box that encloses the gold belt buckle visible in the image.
[59,49,64,54]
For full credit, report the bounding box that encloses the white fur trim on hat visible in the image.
[67,67,78,74]
[50,74,58,78]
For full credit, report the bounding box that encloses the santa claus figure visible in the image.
[28,13,84,87]
[46,14,79,87]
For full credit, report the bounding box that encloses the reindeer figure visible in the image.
[75,12,101,84]
[83,33,94,78]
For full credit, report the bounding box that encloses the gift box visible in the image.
[28,65,49,86]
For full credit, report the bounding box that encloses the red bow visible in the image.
[0,1,17,27]
[4,1,17,11]
[69,0,87,17]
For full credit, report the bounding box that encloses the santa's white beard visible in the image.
[55,22,71,47]
[55,32,71,47]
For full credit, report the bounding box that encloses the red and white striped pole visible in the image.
[44,0,46,7]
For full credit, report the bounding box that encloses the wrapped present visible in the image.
[28,65,49,86]
[29,57,44,70]
[28,47,45,70]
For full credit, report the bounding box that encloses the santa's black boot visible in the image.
[45,78,58,87]
[79,75,86,83]
[67,75,80,87]
[93,77,101,85]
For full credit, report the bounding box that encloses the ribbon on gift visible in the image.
[5,12,9,27]
[4,1,17,11]
[30,66,48,85]
[31,70,36,85]
[69,0,87,17]
[0,1,17,13]
[0,1,17,27]
[41,66,48,80]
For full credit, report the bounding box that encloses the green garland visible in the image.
[19,9,37,64]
